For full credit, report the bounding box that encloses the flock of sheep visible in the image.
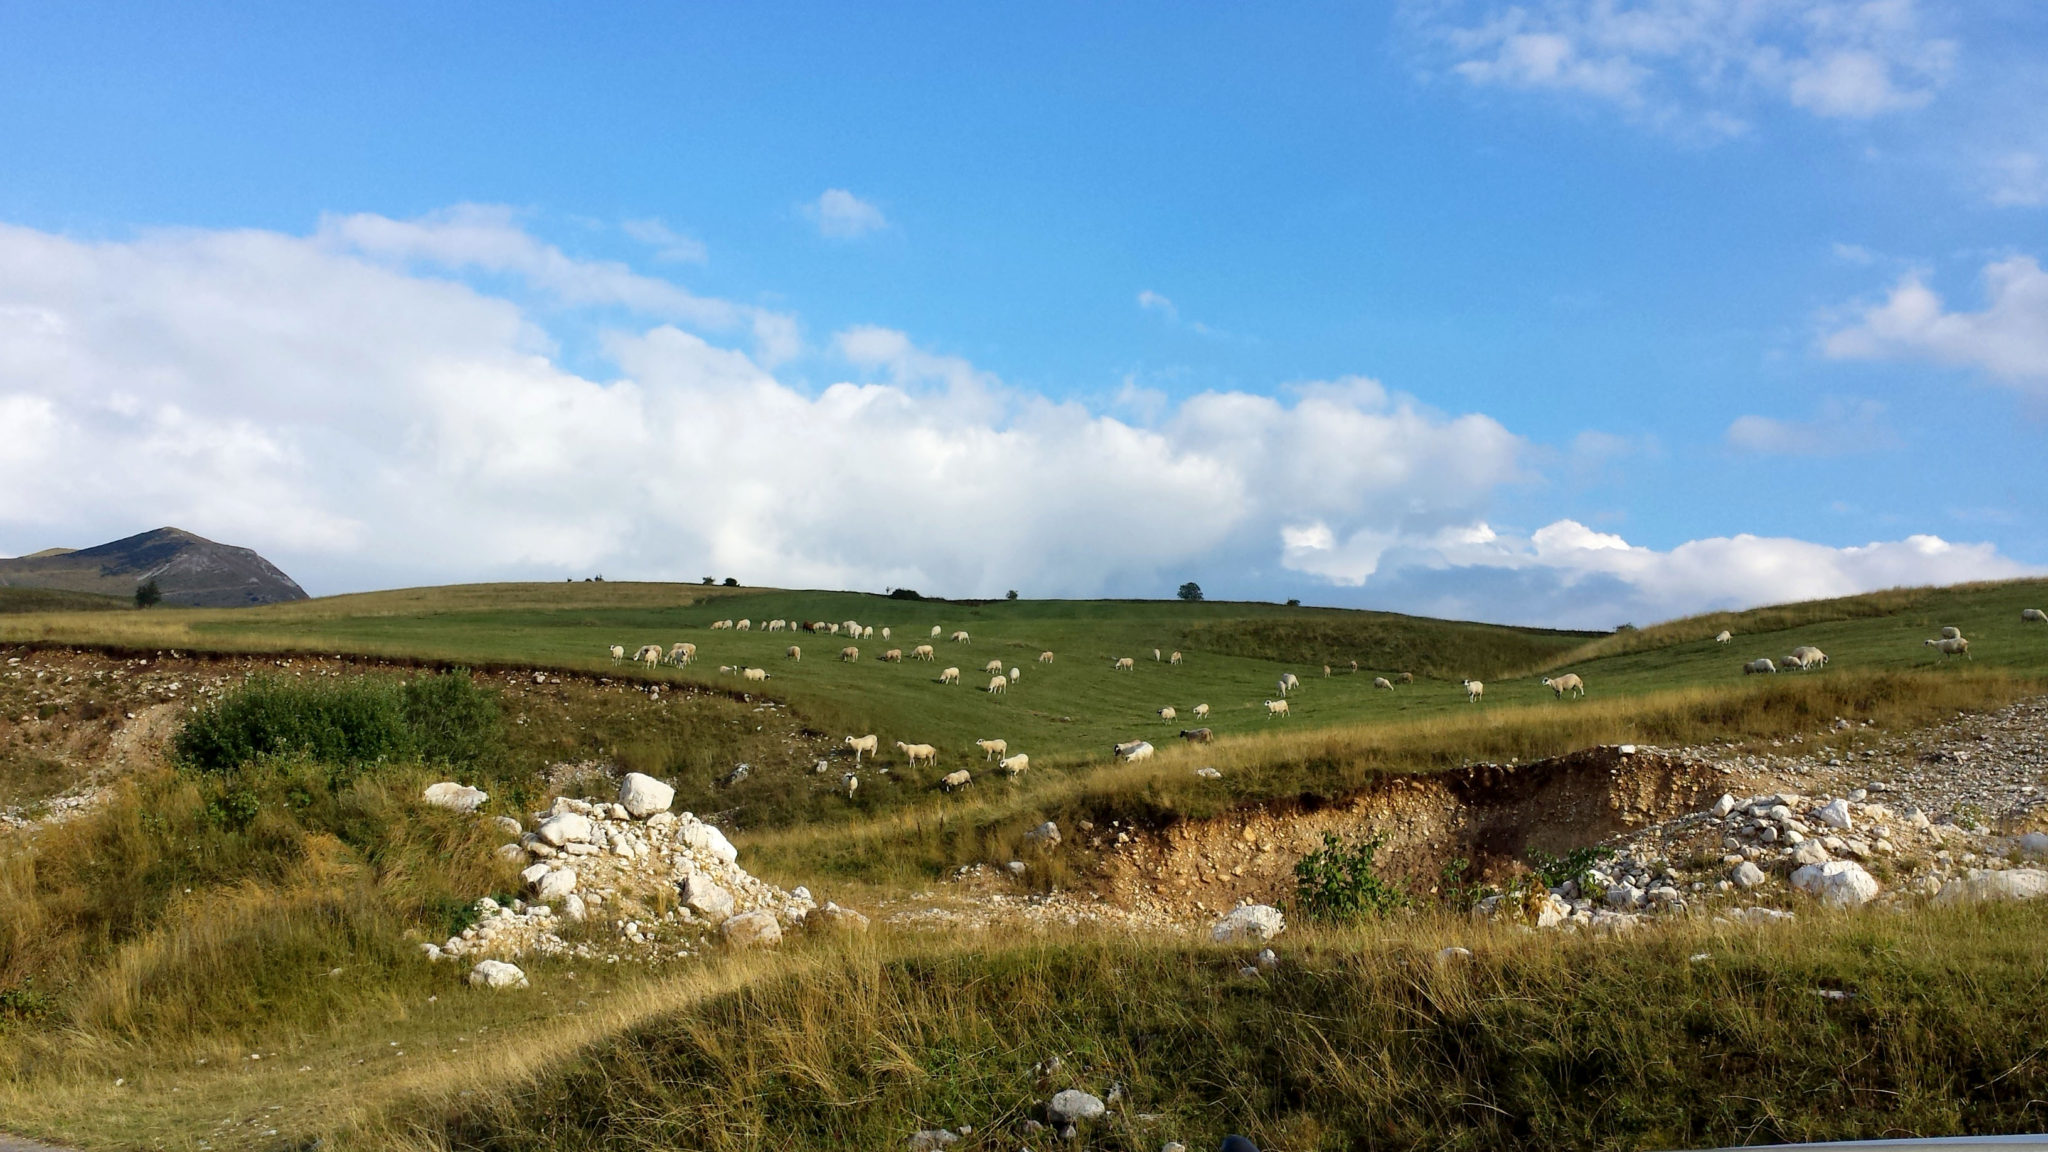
[1726,608,2046,675]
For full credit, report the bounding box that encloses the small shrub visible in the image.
[1527,845,1615,890]
[723,577,738,587]
[1294,832,1407,923]
[1006,589,1019,600]
[1286,598,1301,607]
[133,578,162,609]
[890,588,924,600]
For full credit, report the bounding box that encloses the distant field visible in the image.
[3,579,2046,771]
[0,587,130,614]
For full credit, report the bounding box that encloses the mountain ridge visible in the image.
[0,527,308,607]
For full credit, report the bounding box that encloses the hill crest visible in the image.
[0,526,308,607]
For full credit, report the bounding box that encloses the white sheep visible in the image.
[710,620,732,630]
[912,644,936,661]
[1743,658,1777,675]
[736,619,751,631]
[1940,626,1963,640]
[609,645,625,663]
[862,626,874,639]
[638,645,663,670]
[1009,667,1020,683]
[767,619,785,632]
[2022,608,2047,623]
[1372,676,1393,691]
[882,649,903,662]
[896,741,939,766]
[840,646,860,662]
[828,623,841,634]
[951,630,971,643]
[998,753,1029,776]
[881,627,892,640]
[1158,706,1177,721]
[1282,672,1299,693]
[845,734,879,762]
[1113,740,1155,762]
[1039,651,1055,664]
[1714,630,1732,643]
[940,667,961,684]
[1192,703,1210,719]
[742,667,768,682]
[1461,679,1484,703]
[1925,637,1971,659]
[977,738,1008,760]
[941,769,973,791]
[1264,699,1290,717]
[931,625,944,638]
[843,620,861,636]
[786,645,802,661]
[1397,672,1413,684]
[669,642,696,666]
[1114,657,1136,672]
[1785,646,1827,671]
[1323,665,1332,679]
[717,665,738,675]
[1153,648,1162,662]
[1541,673,1585,699]
[842,772,859,797]
[987,675,1007,694]
[1170,651,1183,666]
[984,658,1003,674]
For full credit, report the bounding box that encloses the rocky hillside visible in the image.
[0,526,307,607]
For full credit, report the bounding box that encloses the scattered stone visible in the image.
[617,772,675,818]
[538,812,594,847]
[1195,767,1222,779]
[423,782,489,814]
[492,815,523,837]
[1934,868,2048,905]
[494,842,527,864]
[907,1130,959,1151]
[1436,946,1474,964]
[1048,1089,1107,1125]
[814,902,870,931]
[466,959,528,989]
[1791,840,1831,866]
[680,818,739,864]
[533,868,578,902]
[1210,904,1285,944]
[1731,861,1766,889]
[1727,907,1796,926]
[1007,861,1027,875]
[682,874,736,922]
[1790,860,1880,908]
[1024,820,1062,847]
[561,893,587,922]
[1256,948,1279,970]
[1710,793,1737,818]
[722,910,782,948]
[1816,798,1854,831]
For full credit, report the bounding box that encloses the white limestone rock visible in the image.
[617,772,675,818]
[1934,868,2048,905]
[1790,860,1880,908]
[537,812,594,847]
[467,959,528,989]
[1210,903,1285,944]
[681,874,735,922]
[422,782,489,814]
[722,910,783,948]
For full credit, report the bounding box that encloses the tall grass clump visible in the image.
[173,669,504,780]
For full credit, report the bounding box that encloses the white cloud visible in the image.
[1725,396,1894,454]
[1823,255,2048,390]
[1985,151,2048,208]
[1416,0,1954,134]
[0,211,2025,626]
[621,218,709,264]
[1137,290,1179,320]
[808,189,887,239]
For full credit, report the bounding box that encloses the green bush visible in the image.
[1527,845,1615,890]
[172,670,501,777]
[1294,832,1407,923]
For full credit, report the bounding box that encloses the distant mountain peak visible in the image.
[0,526,307,607]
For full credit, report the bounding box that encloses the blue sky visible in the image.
[1,2,2044,626]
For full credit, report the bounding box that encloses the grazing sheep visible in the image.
[1264,699,1290,717]
[1170,651,1183,666]
[1179,728,1213,743]
[987,675,1008,694]
[882,648,903,662]
[609,645,625,663]
[1113,740,1155,762]
[786,645,802,661]
[1925,637,1971,660]
[767,619,784,632]
[1785,646,1827,671]
[1158,706,1177,721]
[736,619,751,631]
[1743,658,1777,675]
[842,772,859,797]
[896,741,939,767]
[977,738,1008,760]
[1153,648,1162,662]
[669,642,696,665]
[1009,667,1020,683]
[1323,665,1332,679]
[931,625,944,638]
[1349,660,1359,673]
[1114,657,1136,672]
[844,734,879,762]
[842,620,861,636]
[941,769,973,792]
[940,667,961,684]
[1038,651,1055,663]
[828,623,841,634]
[984,659,1004,674]
[1372,677,1393,691]
[742,667,768,683]
[1715,630,1732,643]
[999,753,1029,776]
[1397,672,1413,684]
[840,646,860,662]
[2022,608,2047,623]
[912,644,936,661]
[952,630,971,643]
[1541,673,1585,699]
[881,627,892,640]
[717,665,738,675]
[1192,703,1210,719]
[710,620,733,630]
[637,645,663,670]
[1940,626,1963,640]
[1461,679,1484,703]
[1282,672,1300,693]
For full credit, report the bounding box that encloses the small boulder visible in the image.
[467,959,528,989]
[1731,860,1766,889]
[1210,904,1285,944]
[491,815,523,838]
[519,862,551,888]
[722,910,783,948]
[680,819,739,864]
[1934,868,2048,905]
[561,893,588,922]
[423,782,489,814]
[1710,793,1737,818]
[533,868,578,902]
[681,874,735,922]
[1048,1089,1107,1125]
[617,772,675,818]
[1790,840,1831,866]
[1790,860,1880,908]
[537,812,594,847]
[2017,832,2048,859]
[1024,820,1061,847]
[1816,798,1854,831]
[906,1131,958,1151]
[494,842,527,864]
[814,902,870,931]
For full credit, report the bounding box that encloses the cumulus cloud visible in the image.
[807,189,887,239]
[1415,0,1954,134]
[0,211,2025,625]
[1725,397,1894,454]
[1823,256,2048,390]
[621,217,709,264]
